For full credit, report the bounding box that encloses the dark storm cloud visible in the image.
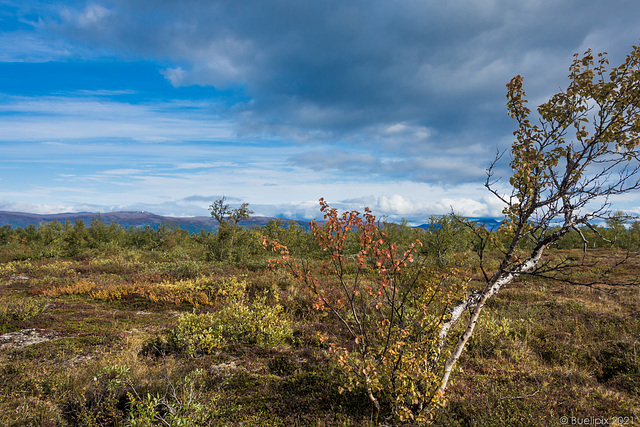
[48,0,640,180]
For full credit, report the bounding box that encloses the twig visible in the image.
[498,376,543,400]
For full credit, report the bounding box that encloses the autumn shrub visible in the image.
[265,199,469,422]
[39,276,217,307]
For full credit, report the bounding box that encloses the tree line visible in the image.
[0,209,638,263]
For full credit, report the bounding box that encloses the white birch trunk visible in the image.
[436,246,547,396]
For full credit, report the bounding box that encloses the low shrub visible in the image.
[168,300,293,355]
[167,279,293,355]
[63,365,210,426]
[0,298,48,332]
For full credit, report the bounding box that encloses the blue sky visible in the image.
[1,0,640,222]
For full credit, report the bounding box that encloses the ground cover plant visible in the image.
[0,44,639,425]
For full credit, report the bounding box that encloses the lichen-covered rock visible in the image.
[0,328,59,350]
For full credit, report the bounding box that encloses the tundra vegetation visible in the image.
[0,45,639,425]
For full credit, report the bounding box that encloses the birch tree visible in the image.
[437,44,640,395]
[209,197,253,261]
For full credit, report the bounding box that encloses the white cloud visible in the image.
[0,201,93,214]
[174,162,238,170]
[0,94,235,142]
[0,32,77,62]
[373,193,504,220]
[378,194,420,215]
[161,67,187,87]
[60,3,111,28]
[98,169,145,176]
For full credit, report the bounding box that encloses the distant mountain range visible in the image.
[413,217,502,230]
[0,211,310,234]
[0,211,502,233]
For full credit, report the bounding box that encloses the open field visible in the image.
[0,223,638,426]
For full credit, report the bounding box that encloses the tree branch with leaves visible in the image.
[437,43,640,395]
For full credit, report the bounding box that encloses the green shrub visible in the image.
[166,277,293,355]
[64,365,209,427]
[169,298,293,355]
[0,298,48,332]
[203,276,247,304]
[268,354,298,376]
[420,214,472,267]
[65,365,132,426]
[127,369,209,426]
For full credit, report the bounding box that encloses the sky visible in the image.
[1,0,640,223]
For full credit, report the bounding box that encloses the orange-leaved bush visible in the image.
[264,198,468,421]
